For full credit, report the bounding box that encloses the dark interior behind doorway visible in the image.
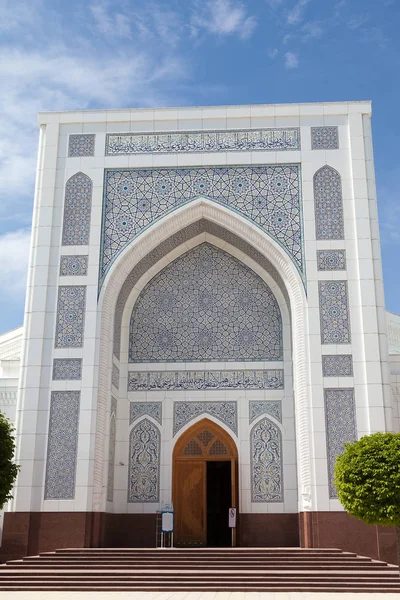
[207,461,231,547]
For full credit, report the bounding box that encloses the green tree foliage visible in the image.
[0,412,20,509]
[334,432,400,567]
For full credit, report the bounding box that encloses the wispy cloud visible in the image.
[90,2,132,38]
[0,229,31,300]
[267,47,279,59]
[286,0,311,25]
[191,0,257,40]
[284,51,299,68]
[301,20,323,40]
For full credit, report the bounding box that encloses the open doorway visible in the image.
[173,418,238,547]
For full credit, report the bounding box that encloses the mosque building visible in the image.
[0,101,399,563]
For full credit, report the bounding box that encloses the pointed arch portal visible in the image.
[173,418,238,547]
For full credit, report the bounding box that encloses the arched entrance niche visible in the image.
[173,418,238,547]
[94,199,310,531]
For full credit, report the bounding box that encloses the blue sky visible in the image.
[0,0,399,334]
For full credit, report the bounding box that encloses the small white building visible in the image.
[0,101,399,562]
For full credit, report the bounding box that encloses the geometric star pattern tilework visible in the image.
[105,128,300,155]
[107,397,117,502]
[249,400,282,424]
[324,388,357,498]
[129,244,282,362]
[317,249,346,271]
[173,401,237,436]
[55,286,86,348]
[68,134,95,157]
[52,358,82,380]
[101,165,303,286]
[128,370,284,391]
[62,172,93,246]
[322,355,353,377]
[319,281,351,344]
[130,402,162,426]
[128,418,160,503]
[251,417,283,502]
[60,255,88,276]
[311,126,339,150]
[44,391,80,499]
[314,166,344,240]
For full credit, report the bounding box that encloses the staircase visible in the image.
[0,547,399,592]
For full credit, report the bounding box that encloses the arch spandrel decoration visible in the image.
[129,243,283,363]
[128,418,160,503]
[100,165,304,287]
[250,417,283,502]
[62,172,93,245]
[314,165,344,240]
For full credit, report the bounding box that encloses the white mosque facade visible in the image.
[0,101,399,562]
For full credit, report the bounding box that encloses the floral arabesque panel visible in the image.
[101,165,303,286]
[128,418,160,503]
[44,391,80,499]
[251,417,283,502]
[62,172,92,246]
[322,355,353,377]
[130,402,162,426]
[311,126,339,150]
[324,388,357,498]
[319,281,351,344]
[129,243,282,362]
[68,134,95,157]
[52,358,82,380]
[112,363,119,389]
[314,165,344,240]
[249,401,282,424]
[317,250,346,271]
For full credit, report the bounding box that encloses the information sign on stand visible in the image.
[161,503,174,548]
[229,507,236,547]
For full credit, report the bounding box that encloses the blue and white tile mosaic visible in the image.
[101,165,303,285]
[55,286,86,348]
[314,166,344,240]
[60,255,88,276]
[319,281,351,344]
[251,417,283,502]
[324,388,357,498]
[173,401,237,436]
[249,401,282,424]
[107,397,117,502]
[62,172,92,246]
[128,370,284,391]
[44,391,80,500]
[68,134,95,157]
[112,363,119,390]
[311,126,339,150]
[322,354,353,377]
[130,244,282,362]
[106,128,300,156]
[128,418,160,503]
[130,402,162,426]
[317,249,346,271]
[52,358,82,380]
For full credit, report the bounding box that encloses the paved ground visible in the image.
[2,592,400,599]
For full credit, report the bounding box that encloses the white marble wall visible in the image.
[8,101,391,518]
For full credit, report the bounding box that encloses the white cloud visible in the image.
[0,229,31,300]
[191,0,257,39]
[287,0,311,25]
[284,51,299,68]
[90,2,132,38]
[301,20,323,40]
[267,47,278,59]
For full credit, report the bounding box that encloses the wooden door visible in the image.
[173,418,238,547]
[174,460,206,545]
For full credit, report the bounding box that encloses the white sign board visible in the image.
[228,507,236,528]
[162,511,174,533]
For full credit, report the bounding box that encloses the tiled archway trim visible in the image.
[94,200,309,514]
[113,218,290,359]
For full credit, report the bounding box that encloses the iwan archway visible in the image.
[173,418,238,547]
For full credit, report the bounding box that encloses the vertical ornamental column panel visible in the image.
[314,166,344,240]
[61,172,93,245]
[324,388,357,498]
[107,397,117,502]
[55,286,86,348]
[250,417,283,502]
[44,391,80,499]
[128,418,160,503]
